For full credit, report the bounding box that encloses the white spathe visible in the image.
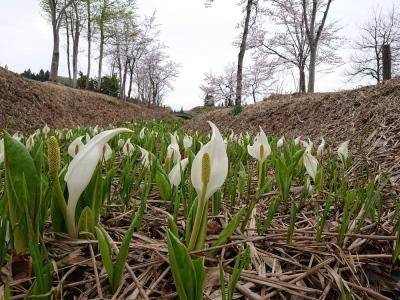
[122,138,135,156]
[101,143,113,161]
[317,137,325,157]
[183,134,193,150]
[42,124,50,135]
[191,121,228,201]
[167,133,181,163]
[168,158,189,187]
[338,140,350,163]
[247,127,271,162]
[139,146,151,168]
[0,139,4,164]
[139,127,146,139]
[277,136,285,148]
[64,128,131,237]
[68,136,85,158]
[303,151,319,181]
[25,133,36,151]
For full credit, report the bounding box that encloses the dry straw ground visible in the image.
[0,67,170,133]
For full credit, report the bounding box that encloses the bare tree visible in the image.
[200,63,237,106]
[252,0,340,93]
[235,0,258,106]
[132,44,179,106]
[85,0,93,88]
[347,5,400,83]
[244,55,278,102]
[302,0,333,92]
[41,0,73,82]
[95,0,134,90]
[64,0,86,88]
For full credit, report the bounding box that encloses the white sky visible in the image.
[0,0,397,110]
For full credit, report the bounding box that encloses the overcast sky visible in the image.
[0,0,396,110]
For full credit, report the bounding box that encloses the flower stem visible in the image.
[188,185,207,251]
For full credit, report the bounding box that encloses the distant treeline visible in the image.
[20,68,120,98]
[21,69,50,82]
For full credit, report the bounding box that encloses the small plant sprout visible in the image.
[65,128,131,237]
[188,121,228,251]
[68,136,85,158]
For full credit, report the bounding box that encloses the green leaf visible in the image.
[95,226,114,284]
[155,169,172,201]
[167,230,205,300]
[211,207,245,255]
[77,207,95,239]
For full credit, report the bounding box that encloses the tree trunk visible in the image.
[308,47,316,92]
[65,13,72,84]
[235,0,253,107]
[72,3,80,89]
[299,65,306,93]
[121,59,129,100]
[97,27,104,91]
[50,21,60,82]
[86,0,91,89]
[127,60,135,99]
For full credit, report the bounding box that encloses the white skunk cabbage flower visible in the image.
[122,138,135,156]
[42,124,50,135]
[0,139,4,164]
[68,136,85,158]
[92,125,99,135]
[229,130,235,141]
[12,132,23,142]
[302,139,313,153]
[191,121,228,201]
[66,129,73,139]
[168,158,189,187]
[118,138,125,149]
[317,137,325,157]
[294,136,301,145]
[303,151,318,181]
[65,128,131,237]
[238,133,244,145]
[305,177,313,194]
[247,127,271,163]
[167,133,181,163]
[139,127,146,139]
[139,146,151,168]
[85,133,91,144]
[26,133,37,151]
[101,143,112,161]
[337,140,350,163]
[183,134,193,150]
[277,136,285,148]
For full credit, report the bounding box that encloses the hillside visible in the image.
[186,79,400,193]
[0,67,170,132]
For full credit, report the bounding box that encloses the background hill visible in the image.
[0,67,170,132]
[186,79,400,193]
